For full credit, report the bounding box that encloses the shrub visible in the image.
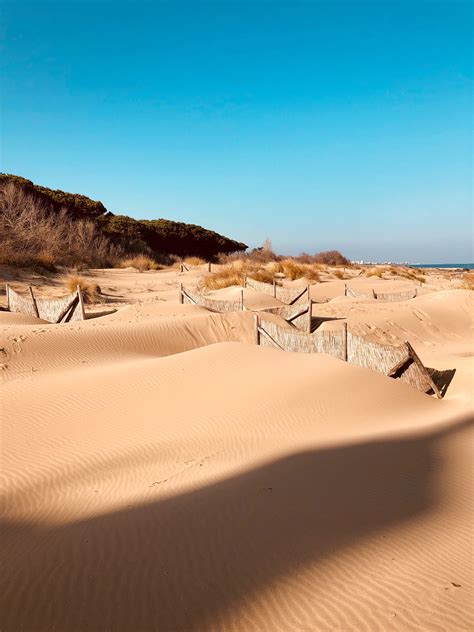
[314,250,350,266]
[184,256,206,266]
[119,255,160,271]
[0,182,122,269]
[333,269,345,279]
[280,259,320,281]
[366,267,385,278]
[199,265,244,290]
[65,275,101,303]
[461,272,474,290]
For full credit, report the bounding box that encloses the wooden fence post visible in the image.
[308,300,313,334]
[240,288,244,311]
[29,286,40,318]
[343,321,348,361]
[5,283,10,311]
[208,262,211,272]
[77,285,86,320]
[372,289,377,299]
[273,278,277,298]
[254,314,260,345]
[344,283,347,296]
[179,283,183,304]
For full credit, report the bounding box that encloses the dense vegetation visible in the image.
[0,173,247,263]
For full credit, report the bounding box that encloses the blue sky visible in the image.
[1,0,472,262]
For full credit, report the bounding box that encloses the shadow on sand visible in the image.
[0,417,471,631]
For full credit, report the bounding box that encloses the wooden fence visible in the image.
[244,277,310,305]
[258,301,313,333]
[254,316,441,397]
[5,284,85,323]
[179,285,244,312]
[180,262,212,273]
[179,285,314,331]
[344,285,418,302]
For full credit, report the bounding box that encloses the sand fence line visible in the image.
[244,276,312,305]
[344,284,418,302]
[180,262,212,273]
[254,316,441,397]
[5,283,86,323]
[179,284,313,331]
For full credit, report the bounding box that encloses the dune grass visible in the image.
[461,272,474,290]
[65,275,101,303]
[184,256,207,266]
[119,255,161,272]
[200,257,321,290]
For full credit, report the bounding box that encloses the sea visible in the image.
[410,263,473,270]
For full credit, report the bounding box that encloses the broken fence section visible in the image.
[258,301,313,333]
[244,277,310,305]
[254,316,441,397]
[5,284,85,323]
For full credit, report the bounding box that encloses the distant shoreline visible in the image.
[410,263,473,270]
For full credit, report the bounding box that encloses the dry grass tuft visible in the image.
[460,272,474,290]
[119,255,160,272]
[250,268,275,283]
[365,267,386,278]
[65,275,101,304]
[280,259,320,281]
[184,256,206,266]
[333,269,345,280]
[199,265,244,290]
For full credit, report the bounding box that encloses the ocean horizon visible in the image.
[410,263,473,269]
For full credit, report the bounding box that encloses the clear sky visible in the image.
[1,0,472,262]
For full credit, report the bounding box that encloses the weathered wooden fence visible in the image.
[258,301,313,333]
[179,285,244,312]
[5,284,85,323]
[179,285,314,331]
[244,277,310,305]
[254,316,441,397]
[344,285,418,301]
[180,262,212,273]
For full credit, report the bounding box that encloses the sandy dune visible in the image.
[1,266,472,631]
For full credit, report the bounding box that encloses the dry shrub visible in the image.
[397,268,426,283]
[280,259,320,281]
[199,265,244,290]
[333,269,345,279]
[119,255,160,272]
[184,256,206,266]
[250,268,275,283]
[365,267,385,278]
[314,250,350,266]
[460,272,474,290]
[0,182,122,269]
[65,275,101,304]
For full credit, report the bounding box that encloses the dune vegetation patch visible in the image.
[119,255,161,272]
[65,275,101,303]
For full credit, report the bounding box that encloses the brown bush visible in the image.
[119,255,160,271]
[65,275,101,303]
[199,265,244,290]
[461,272,474,290]
[314,250,350,266]
[184,256,206,266]
[0,182,122,269]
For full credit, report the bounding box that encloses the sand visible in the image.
[1,265,473,631]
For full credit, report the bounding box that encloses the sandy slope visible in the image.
[1,266,473,631]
